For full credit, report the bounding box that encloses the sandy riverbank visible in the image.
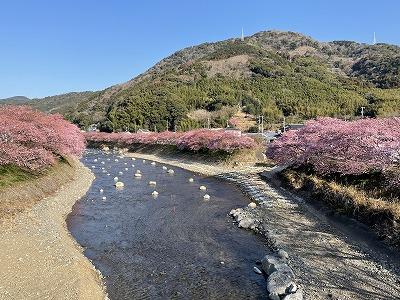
[0,161,106,300]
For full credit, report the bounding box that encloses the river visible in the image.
[67,149,268,299]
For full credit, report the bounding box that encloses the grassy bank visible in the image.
[0,157,77,221]
[280,168,400,247]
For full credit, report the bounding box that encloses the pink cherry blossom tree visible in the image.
[267,117,400,176]
[0,105,85,171]
[84,129,257,153]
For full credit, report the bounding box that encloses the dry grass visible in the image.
[281,169,400,247]
[0,158,78,221]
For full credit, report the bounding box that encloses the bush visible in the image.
[85,129,257,153]
[0,105,85,171]
[267,117,400,175]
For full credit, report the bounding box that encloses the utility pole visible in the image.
[207,117,210,129]
[283,116,286,132]
[166,119,169,131]
[154,125,157,132]
[261,115,264,134]
[361,106,365,118]
[257,115,264,133]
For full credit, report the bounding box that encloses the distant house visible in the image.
[262,131,279,142]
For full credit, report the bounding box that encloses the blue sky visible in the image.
[1,0,399,98]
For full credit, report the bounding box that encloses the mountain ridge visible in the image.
[3,30,400,130]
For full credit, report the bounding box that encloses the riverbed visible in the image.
[67,150,268,299]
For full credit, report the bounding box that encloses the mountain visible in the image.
[11,30,400,131]
[0,96,31,104]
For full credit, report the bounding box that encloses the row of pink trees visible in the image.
[267,117,400,176]
[85,129,257,153]
[0,105,85,171]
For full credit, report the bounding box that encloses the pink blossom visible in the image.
[0,105,85,171]
[267,117,400,175]
[85,129,257,153]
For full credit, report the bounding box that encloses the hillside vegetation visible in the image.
[6,31,400,131]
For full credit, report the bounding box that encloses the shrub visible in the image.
[267,117,400,176]
[0,105,85,171]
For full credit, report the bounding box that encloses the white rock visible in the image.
[107,173,110,176]
[199,185,207,191]
[143,160,146,163]
[115,159,119,162]
[152,191,159,197]
[167,169,174,174]
[114,177,119,182]
[248,202,257,209]
[125,168,128,171]
[203,194,210,200]
[91,166,96,169]
[238,218,254,229]
[188,178,194,183]
[136,170,141,174]
[253,266,262,274]
[94,159,98,162]
[134,173,142,178]
[100,189,104,193]
[115,181,124,188]
[151,162,156,166]
[102,196,107,200]
[278,249,289,260]
[118,171,123,175]
[101,161,105,164]
[148,181,157,186]
[162,166,168,170]
[131,157,136,161]
[131,164,135,167]
[124,162,127,165]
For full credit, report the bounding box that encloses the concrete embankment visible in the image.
[0,161,107,300]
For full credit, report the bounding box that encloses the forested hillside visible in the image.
[7,30,400,131]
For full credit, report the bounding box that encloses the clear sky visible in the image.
[1,0,399,99]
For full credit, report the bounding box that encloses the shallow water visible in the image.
[67,150,268,299]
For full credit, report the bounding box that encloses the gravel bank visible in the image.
[125,151,265,176]
[0,161,106,300]
[128,150,400,300]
